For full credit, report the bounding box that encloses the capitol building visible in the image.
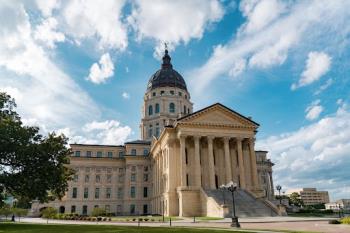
[32,49,277,217]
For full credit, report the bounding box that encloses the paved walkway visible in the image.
[12,217,350,233]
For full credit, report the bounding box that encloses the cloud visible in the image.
[87,53,114,84]
[314,78,333,95]
[0,1,99,130]
[257,104,350,200]
[58,120,132,145]
[292,51,331,90]
[34,17,65,48]
[128,0,224,57]
[35,0,60,17]
[305,99,324,120]
[188,1,347,96]
[122,92,130,99]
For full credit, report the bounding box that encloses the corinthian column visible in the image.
[223,137,232,184]
[194,136,201,187]
[236,138,246,189]
[249,138,259,189]
[179,135,187,186]
[207,136,215,189]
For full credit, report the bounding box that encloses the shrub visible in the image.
[329,220,341,224]
[151,219,155,222]
[108,217,111,221]
[144,218,149,221]
[139,218,143,221]
[91,207,106,217]
[132,218,136,221]
[341,217,350,224]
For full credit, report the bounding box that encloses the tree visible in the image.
[289,192,304,207]
[0,92,74,204]
[0,205,12,220]
[41,207,57,224]
[91,207,106,217]
[12,208,28,222]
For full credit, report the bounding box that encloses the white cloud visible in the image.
[34,17,65,48]
[60,0,128,50]
[305,99,323,120]
[87,53,114,84]
[257,104,350,200]
[55,120,132,145]
[314,78,333,95]
[35,0,60,17]
[188,1,347,98]
[229,58,246,78]
[292,51,331,90]
[122,92,130,99]
[0,1,99,130]
[128,0,224,57]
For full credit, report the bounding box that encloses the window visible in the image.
[117,205,122,215]
[148,128,153,138]
[143,149,149,156]
[143,187,148,198]
[170,90,174,95]
[95,175,101,183]
[155,127,160,137]
[186,174,189,186]
[144,166,149,172]
[82,205,88,215]
[107,151,113,158]
[85,175,89,183]
[117,187,123,199]
[118,151,124,158]
[184,105,186,114]
[130,204,135,214]
[118,174,123,183]
[155,103,160,113]
[119,168,124,173]
[73,174,78,182]
[152,92,156,96]
[72,187,77,198]
[131,149,136,156]
[188,108,190,114]
[160,90,165,95]
[148,105,153,115]
[106,188,111,199]
[131,173,136,182]
[169,103,175,113]
[185,95,187,99]
[71,205,76,213]
[179,92,182,96]
[95,188,100,199]
[130,186,136,198]
[97,151,103,157]
[185,149,188,164]
[86,151,92,157]
[107,174,112,183]
[143,174,149,182]
[75,151,81,157]
[84,187,88,198]
[143,205,148,214]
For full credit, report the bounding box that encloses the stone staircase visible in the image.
[204,189,278,217]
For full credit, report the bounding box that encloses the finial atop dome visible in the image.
[162,42,172,69]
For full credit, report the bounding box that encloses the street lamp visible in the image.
[276,185,282,205]
[219,184,226,205]
[223,181,240,228]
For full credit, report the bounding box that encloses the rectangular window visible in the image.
[82,205,88,215]
[131,173,136,182]
[107,151,113,158]
[86,151,92,157]
[143,174,149,182]
[85,175,90,183]
[130,204,135,214]
[96,175,100,183]
[118,151,124,158]
[84,187,88,198]
[131,149,136,156]
[170,90,174,95]
[95,188,100,199]
[107,174,112,183]
[160,90,165,95]
[117,205,122,215]
[97,151,103,157]
[117,187,123,199]
[71,205,76,213]
[118,174,123,183]
[72,187,77,198]
[155,127,160,137]
[179,92,182,96]
[143,187,148,198]
[144,166,149,172]
[130,186,136,198]
[106,188,111,199]
[75,151,81,157]
[73,174,78,182]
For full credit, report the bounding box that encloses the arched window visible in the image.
[148,105,153,115]
[169,103,175,113]
[155,103,160,113]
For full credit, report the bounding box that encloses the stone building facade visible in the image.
[31,49,276,217]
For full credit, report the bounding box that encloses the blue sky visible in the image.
[0,0,350,201]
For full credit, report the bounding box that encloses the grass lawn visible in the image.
[0,223,255,233]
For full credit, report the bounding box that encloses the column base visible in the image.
[176,186,201,217]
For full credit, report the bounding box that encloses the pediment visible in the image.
[177,103,258,128]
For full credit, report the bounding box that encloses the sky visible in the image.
[0,0,349,201]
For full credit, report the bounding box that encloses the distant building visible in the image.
[325,199,350,211]
[288,188,329,206]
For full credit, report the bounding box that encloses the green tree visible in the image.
[0,205,12,220]
[289,192,304,207]
[41,207,57,224]
[12,208,28,222]
[0,92,74,204]
[91,207,106,217]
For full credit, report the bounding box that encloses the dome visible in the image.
[147,50,187,91]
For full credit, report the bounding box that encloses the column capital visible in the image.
[206,135,215,141]
[223,136,231,143]
[193,135,201,141]
[235,137,244,142]
[249,137,256,143]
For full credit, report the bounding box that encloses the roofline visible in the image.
[177,102,260,126]
[70,143,124,148]
[124,141,151,145]
[255,150,268,153]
